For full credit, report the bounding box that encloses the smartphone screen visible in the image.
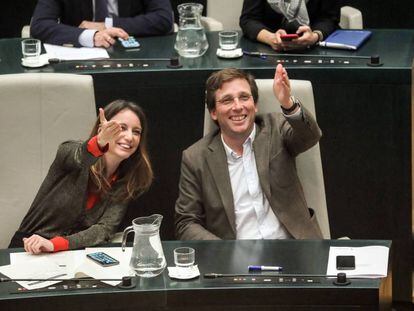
[87,252,120,267]
[280,34,299,41]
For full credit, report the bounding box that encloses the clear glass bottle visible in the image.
[174,3,209,58]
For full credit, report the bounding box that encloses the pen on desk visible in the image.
[27,273,68,286]
[248,265,283,271]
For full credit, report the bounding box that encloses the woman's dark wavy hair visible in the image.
[89,99,153,203]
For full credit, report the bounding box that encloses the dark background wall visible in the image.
[1,1,413,38]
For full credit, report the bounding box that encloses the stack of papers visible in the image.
[326,245,389,278]
[0,247,133,290]
[44,44,109,61]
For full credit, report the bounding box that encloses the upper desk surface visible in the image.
[0,29,413,78]
[0,239,392,310]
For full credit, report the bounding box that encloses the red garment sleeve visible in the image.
[50,236,69,252]
[87,136,108,157]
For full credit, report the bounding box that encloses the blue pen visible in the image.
[248,265,283,271]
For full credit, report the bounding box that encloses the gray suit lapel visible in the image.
[206,135,236,234]
[253,120,271,200]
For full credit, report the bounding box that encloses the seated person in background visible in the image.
[9,100,153,254]
[240,0,339,51]
[31,0,174,48]
[175,64,323,240]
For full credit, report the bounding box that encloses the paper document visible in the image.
[44,43,109,60]
[79,247,133,286]
[0,256,70,290]
[326,245,389,278]
[1,248,133,289]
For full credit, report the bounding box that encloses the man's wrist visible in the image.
[312,30,323,42]
[281,96,300,114]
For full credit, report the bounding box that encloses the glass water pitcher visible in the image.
[122,214,166,278]
[174,3,209,58]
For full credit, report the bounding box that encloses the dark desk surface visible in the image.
[0,30,412,303]
[0,29,413,75]
[0,239,392,311]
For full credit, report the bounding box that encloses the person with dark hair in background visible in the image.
[31,0,174,48]
[175,64,323,240]
[240,0,339,50]
[9,100,153,254]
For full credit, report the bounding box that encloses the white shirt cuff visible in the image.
[105,17,113,29]
[78,29,97,47]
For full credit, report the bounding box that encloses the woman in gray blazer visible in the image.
[9,100,153,254]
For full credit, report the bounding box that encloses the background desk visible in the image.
[0,29,412,302]
[0,239,392,311]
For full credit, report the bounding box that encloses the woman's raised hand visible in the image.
[97,108,122,148]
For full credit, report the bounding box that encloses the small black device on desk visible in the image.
[336,255,355,270]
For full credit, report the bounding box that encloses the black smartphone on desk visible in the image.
[87,252,120,267]
[336,255,355,270]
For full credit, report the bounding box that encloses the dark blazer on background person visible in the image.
[175,108,323,241]
[240,0,339,41]
[31,0,174,46]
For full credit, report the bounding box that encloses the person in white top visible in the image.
[175,64,323,240]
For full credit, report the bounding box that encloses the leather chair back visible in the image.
[0,73,96,248]
[203,79,330,238]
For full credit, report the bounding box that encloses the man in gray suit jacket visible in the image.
[175,64,323,240]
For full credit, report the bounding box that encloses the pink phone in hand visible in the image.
[280,34,300,41]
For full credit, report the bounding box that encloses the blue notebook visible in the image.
[319,30,372,50]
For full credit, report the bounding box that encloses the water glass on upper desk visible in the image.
[21,39,41,65]
[218,31,239,50]
[174,247,195,267]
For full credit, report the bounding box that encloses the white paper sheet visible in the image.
[44,44,109,60]
[10,250,85,276]
[326,246,389,278]
[80,247,133,286]
[3,248,133,289]
[0,257,69,290]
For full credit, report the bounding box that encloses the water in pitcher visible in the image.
[122,214,166,278]
[174,3,209,58]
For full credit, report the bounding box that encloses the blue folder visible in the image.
[319,30,372,50]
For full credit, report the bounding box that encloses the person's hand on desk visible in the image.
[292,25,319,47]
[94,27,129,48]
[23,234,54,254]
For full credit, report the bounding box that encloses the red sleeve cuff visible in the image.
[50,236,69,252]
[87,136,108,157]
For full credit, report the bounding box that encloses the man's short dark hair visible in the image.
[205,68,259,112]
